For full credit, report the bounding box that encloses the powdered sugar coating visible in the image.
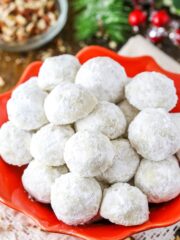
[30,123,74,166]
[22,160,68,204]
[0,121,32,166]
[44,83,97,125]
[128,108,180,161]
[64,130,115,177]
[171,113,180,155]
[125,71,178,111]
[75,57,127,103]
[51,172,102,225]
[38,54,81,91]
[135,157,180,203]
[7,77,48,130]
[75,101,127,139]
[118,99,139,125]
[171,113,180,131]
[100,182,149,226]
[11,77,38,97]
[170,113,180,160]
[97,139,140,184]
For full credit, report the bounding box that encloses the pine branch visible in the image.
[73,0,132,43]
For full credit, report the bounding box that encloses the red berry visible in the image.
[151,10,170,27]
[128,9,147,26]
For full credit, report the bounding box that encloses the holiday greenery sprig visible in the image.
[73,0,132,43]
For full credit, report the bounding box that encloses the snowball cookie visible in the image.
[100,182,149,226]
[38,54,81,91]
[118,99,139,125]
[64,130,115,177]
[75,57,127,103]
[97,139,140,184]
[30,124,74,166]
[44,83,97,125]
[51,172,102,225]
[22,160,68,203]
[171,113,180,160]
[7,77,48,130]
[128,108,180,161]
[135,157,180,203]
[171,113,180,130]
[0,121,32,166]
[125,71,177,111]
[75,101,126,139]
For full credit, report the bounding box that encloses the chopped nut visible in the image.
[59,45,66,53]
[1,34,13,42]
[108,40,117,49]
[26,22,35,33]
[47,12,56,25]
[4,15,16,27]
[2,26,14,36]
[31,14,38,23]
[37,19,47,31]
[1,0,11,3]
[0,76,5,87]
[16,27,28,42]
[5,55,11,62]
[46,0,55,10]
[37,8,45,17]
[16,15,27,26]
[15,58,24,65]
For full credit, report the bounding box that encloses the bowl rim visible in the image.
[0,0,68,52]
[0,45,179,240]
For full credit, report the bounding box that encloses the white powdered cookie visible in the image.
[44,83,97,125]
[7,77,48,130]
[128,108,180,161]
[75,57,127,103]
[100,182,149,226]
[125,71,177,111]
[135,157,180,203]
[30,123,74,166]
[0,121,32,166]
[75,101,126,139]
[97,139,140,184]
[64,130,115,177]
[22,160,68,203]
[51,172,102,225]
[38,54,81,91]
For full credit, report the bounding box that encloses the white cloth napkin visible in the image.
[119,35,180,74]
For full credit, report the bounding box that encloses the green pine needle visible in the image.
[73,0,132,43]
